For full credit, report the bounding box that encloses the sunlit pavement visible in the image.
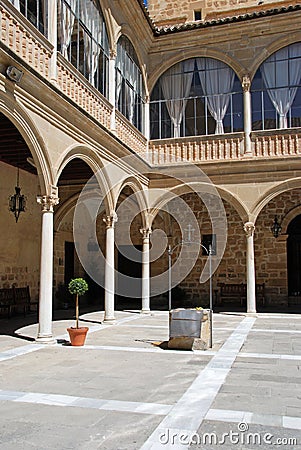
[0,310,301,449]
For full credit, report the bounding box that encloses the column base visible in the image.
[246,311,257,316]
[103,317,116,324]
[140,309,151,314]
[35,335,56,344]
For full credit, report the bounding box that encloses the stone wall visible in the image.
[0,162,41,302]
[147,0,295,25]
[149,189,301,308]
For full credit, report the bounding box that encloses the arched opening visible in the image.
[251,42,301,130]
[55,157,105,311]
[115,185,144,310]
[116,35,145,132]
[58,0,110,97]
[0,112,41,318]
[150,57,243,139]
[287,214,301,299]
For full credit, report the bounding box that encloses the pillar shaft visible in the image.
[36,192,59,343]
[109,50,116,131]
[244,222,256,313]
[47,0,58,82]
[140,228,152,313]
[104,213,117,322]
[242,76,252,155]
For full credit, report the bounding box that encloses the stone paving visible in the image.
[0,310,300,449]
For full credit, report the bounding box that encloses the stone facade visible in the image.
[146,0,297,25]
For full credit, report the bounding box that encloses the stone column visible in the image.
[140,228,152,314]
[244,222,256,313]
[144,95,150,140]
[109,49,117,132]
[36,190,59,343]
[103,212,118,323]
[47,0,58,83]
[242,75,252,156]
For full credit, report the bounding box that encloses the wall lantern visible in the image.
[271,216,282,238]
[9,168,26,222]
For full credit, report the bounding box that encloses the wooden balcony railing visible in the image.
[0,0,52,79]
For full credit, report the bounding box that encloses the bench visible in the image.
[0,288,15,318]
[0,286,38,318]
[215,283,265,306]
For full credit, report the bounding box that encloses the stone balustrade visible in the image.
[56,55,112,130]
[115,111,147,155]
[252,130,301,158]
[1,0,52,79]
[148,134,244,165]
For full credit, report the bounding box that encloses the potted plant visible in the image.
[67,278,89,346]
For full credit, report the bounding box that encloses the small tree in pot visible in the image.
[67,278,89,346]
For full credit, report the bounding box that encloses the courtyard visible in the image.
[0,310,300,449]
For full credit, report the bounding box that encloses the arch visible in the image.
[148,51,243,94]
[113,176,149,228]
[116,31,149,98]
[149,55,243,139]
[55,144,114,213]
[281,205,301,234]
[251,178,301,223]
[148,182,248,225]
[101,2,120,55]
[0,92,53,193]
[248,36,301,81]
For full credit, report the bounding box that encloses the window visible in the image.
[252,42,301,130]
[201,234,216,256]
[116,36,145,133]
[9,0,45,34]
[58,0,109,98]
[194,10,202,21]
[150,58,243,139]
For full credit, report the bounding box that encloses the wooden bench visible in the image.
[215,283,265,306]
[0,288,15,318]
[0,286,38,318]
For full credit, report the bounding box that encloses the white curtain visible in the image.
[261,43,301,129]
[125,62,138,122]
[197,58,234,134]
[9,0,20,10]
[80,0,102,85]
[160,60,195,138]
[115,46,124,108]
[60,0,76,60]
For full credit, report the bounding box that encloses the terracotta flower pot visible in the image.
[67,327,89,346]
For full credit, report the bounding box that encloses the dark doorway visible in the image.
[287,215,301,297]
[117,245,142,310]
[64,242,75,285]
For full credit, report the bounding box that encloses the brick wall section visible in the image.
[149,189,301,307]
[147,0,296,24]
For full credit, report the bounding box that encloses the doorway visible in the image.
[117,245,142,310]
[287,215,301,297]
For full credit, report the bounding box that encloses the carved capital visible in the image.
[244,221,255,237]
[103,212,118,228]
[140,227,152,240]
[37,194,59,212]
[110,48,117,59]
[242,75,251,92]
